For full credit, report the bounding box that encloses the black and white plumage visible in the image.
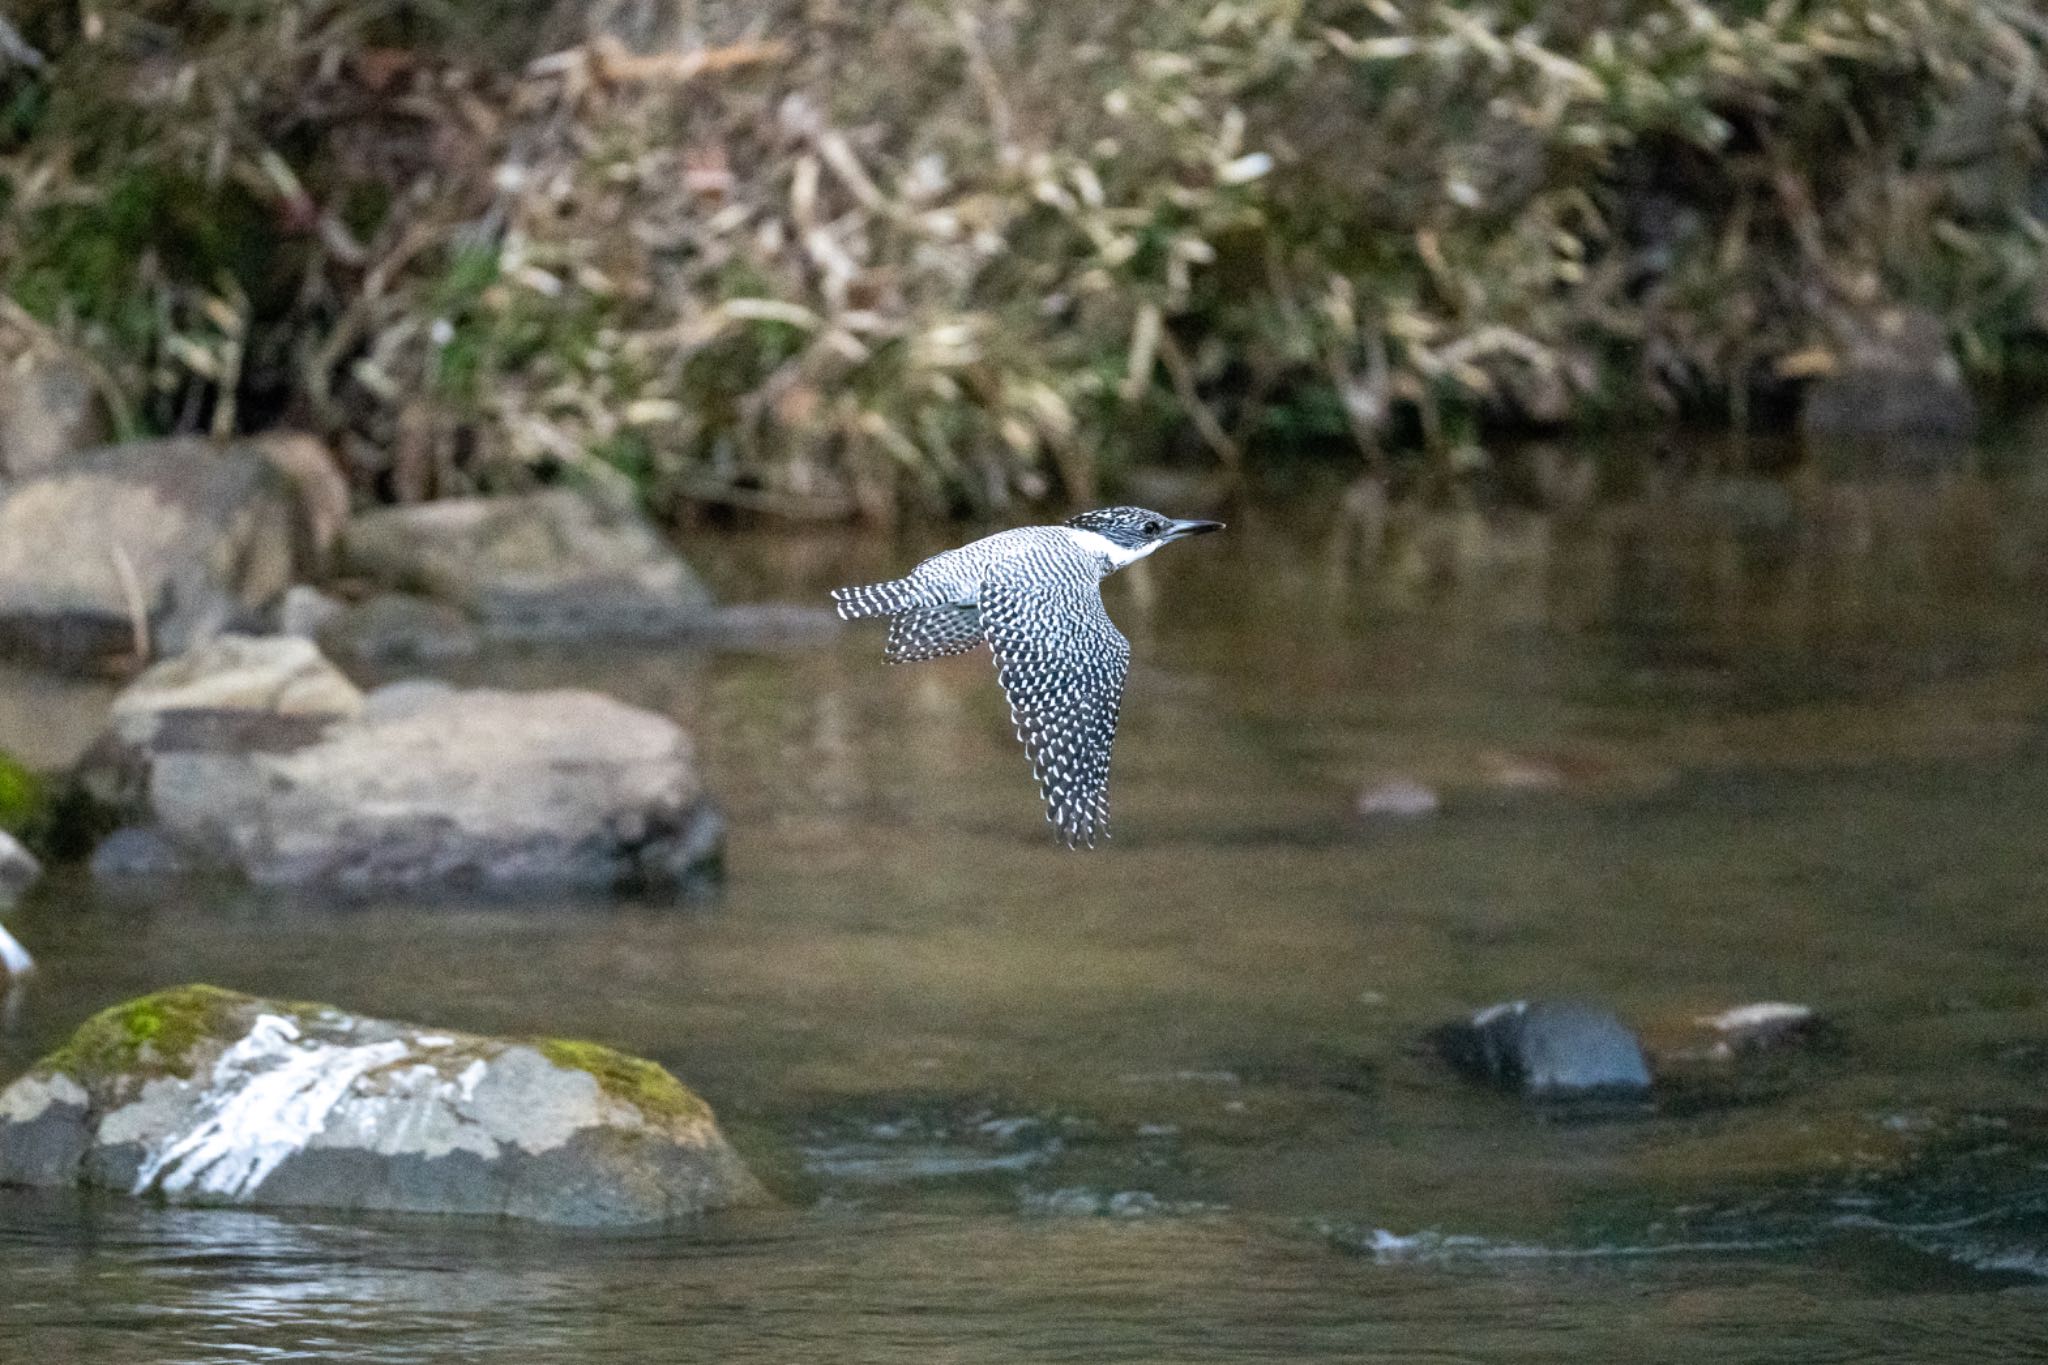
[832,506,1223,847]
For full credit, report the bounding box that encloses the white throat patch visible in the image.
[1065,527,1161,572]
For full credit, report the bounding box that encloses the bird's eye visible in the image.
[1144,519,1163,535]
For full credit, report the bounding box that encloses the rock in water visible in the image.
[0,986,765,1226]
[0,439,333,669]
[76,682,724,895]
[339,489,715,642]
[1432,999,1653,1099]
[110,635,364,736]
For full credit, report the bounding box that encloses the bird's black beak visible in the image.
[1165,518,1225,540]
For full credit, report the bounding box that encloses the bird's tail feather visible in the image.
[830,577,924,620]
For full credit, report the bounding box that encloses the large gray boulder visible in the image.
[77,677,723,895]
[0,438,341,669]
[339,489,715,642]
[0,985,765,1226]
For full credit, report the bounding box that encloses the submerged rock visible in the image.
[0,985,764,1226]
[75,679,723,895]
[0,439,333,670]
[1693,1002,1827,1058]
[338,489,715,642]
[1432,1000,1653,1099]
[1355,777,1441,820]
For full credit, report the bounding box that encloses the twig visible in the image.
[1155,327,1243,480]
[0,296,137,439]
[109,544,152,665]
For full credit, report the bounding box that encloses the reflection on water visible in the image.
[6,450,2048,1358]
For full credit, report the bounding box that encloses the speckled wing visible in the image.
[885,604,985,663]
[979,555,1129,847]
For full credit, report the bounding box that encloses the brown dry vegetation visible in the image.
[1,0,2045,523]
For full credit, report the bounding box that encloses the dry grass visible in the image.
[1,1,2043,521]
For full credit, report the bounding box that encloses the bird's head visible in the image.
[1064,506,1225,554]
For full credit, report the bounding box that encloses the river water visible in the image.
[3,449,2048,1359]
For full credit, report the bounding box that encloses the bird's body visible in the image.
[832,507,1222,846]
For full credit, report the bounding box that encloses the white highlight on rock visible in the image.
[132,1014,409,1200]
[1697,1002,1813,1033]
[0,923,31,976]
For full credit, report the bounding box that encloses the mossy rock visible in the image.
[31,984,317,1082]
[533,1037,713,1128]
[1,985,765,1226]
[0,751,46,841]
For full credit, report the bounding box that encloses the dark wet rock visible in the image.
[73,679,724,895]
[0,985,765,1226]
[1798,307,1977,445]
[0,347,107,480]
[316,592,482,664]
[338,489,714,642]
[110,635,364,737]
[276,585,345,641]
[1432,1000,1653,1099]
[88,827,193,881]
[0,439,333,670]
[1355,777,1441,820]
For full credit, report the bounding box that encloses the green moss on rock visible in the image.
[36,984,250,1081]
[0,751,47,841]
[535,1038,712,1129]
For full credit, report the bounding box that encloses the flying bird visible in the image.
[832,506,1224,847]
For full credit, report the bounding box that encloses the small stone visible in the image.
[277,585,345,640]
[1695,1002,1825,1058]
[110,635,363,739]
[1432,999,1653,1099]
[1355,778,1441,819]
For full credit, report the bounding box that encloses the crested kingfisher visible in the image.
[831,506,1224,847]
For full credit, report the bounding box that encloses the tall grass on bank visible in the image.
[1,1,2043,521]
